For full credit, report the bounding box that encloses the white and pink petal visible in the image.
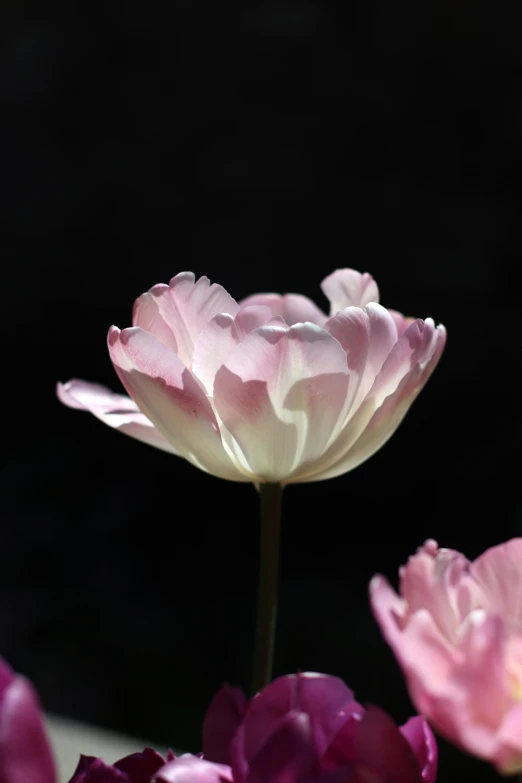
[191,306,273,394]
[133,272,239,368]
[108,326,250,481]
[239,293,327,326]
[57,379,180,455]
[321,269,380,314]
[213,323,349,483]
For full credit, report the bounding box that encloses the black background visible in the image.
[1,2,521,781]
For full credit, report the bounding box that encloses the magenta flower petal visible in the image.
[400,717,438,783]
[245,711,317,783]
[114,748,167,783]
[68,756,128,783]
[352,706,423,783]
[0,664,56,783]
[321,707,426,783]
[202,685,247,765]
[241,673,361,761]
[155,756,233,783]
[203,673,435,783]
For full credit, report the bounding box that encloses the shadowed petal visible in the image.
[352,707,422,783]
[239,293,327,326]
[114,748,166,783]
[400,717,438,783]
[0,678,57,783]
[202,684,247,765]
[57,380,179,455]
[242,673,361,762]
[68,756,128,782]
[246,712,317,783]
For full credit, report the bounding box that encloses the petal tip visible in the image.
[369,574,385,594]
[107,325,121,346]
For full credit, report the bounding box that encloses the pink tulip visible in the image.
[58,269,445,484]
[370,538,522,774]
[0,658,56,783]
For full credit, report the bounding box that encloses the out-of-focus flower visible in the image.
[370,538,522,774]
[67,748,170,783]
[156,755,234,783]
[58,269,445,484]
[158,671,437,783]
[0,657,56,783]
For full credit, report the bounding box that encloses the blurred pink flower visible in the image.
[0,657,56,783]
[58,269,445,484]
[156,671,437,783]
[370,538,522,774]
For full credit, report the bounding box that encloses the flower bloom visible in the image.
[158,671,437,783]
[68,748,171,783]
[370,538,522,774]
[0,657,56,783]
[58,269,445,484]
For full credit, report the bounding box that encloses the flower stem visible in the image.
[251,482,283,696]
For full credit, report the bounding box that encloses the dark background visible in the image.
[1,2,521,781]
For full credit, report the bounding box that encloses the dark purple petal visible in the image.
[0,677,57,783]
[155,755,233,783]
[0,660,14,702]
[246,711,317,783]
[243,673,361,761]
[229,726,248,783]
[320,715,361,770]
[68,756,128,783]
[400,718,438,783]
[353,706,423,783]
[202,685,247,764]
[114,748,166,783]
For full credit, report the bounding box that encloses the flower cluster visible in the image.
[2,663,436,783]
[9,263,512,781]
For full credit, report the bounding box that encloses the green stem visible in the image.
[251,482,283,696]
